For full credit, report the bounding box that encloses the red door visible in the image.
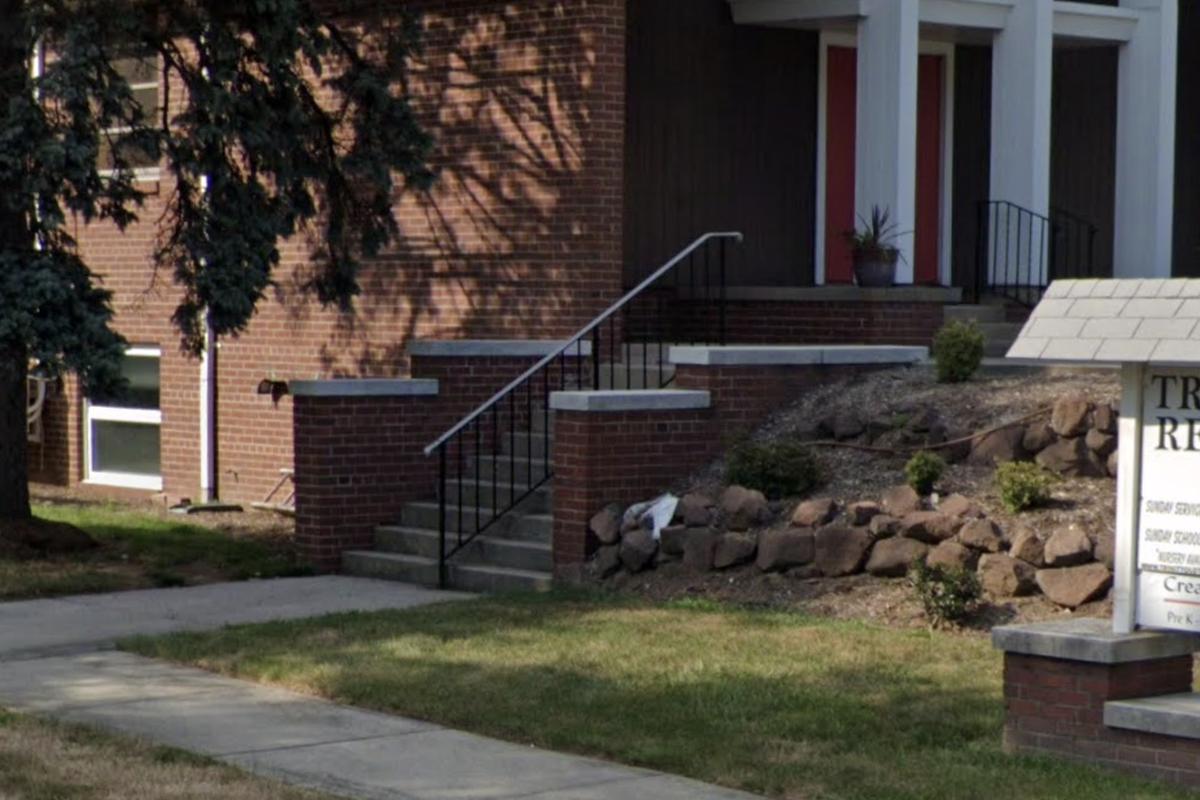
[824,48,944,285]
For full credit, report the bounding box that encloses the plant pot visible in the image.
[852,254,898,288]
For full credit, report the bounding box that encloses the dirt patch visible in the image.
[0,516,98,555]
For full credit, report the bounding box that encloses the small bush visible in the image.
[905,451,945,495]
[996,461,1057,513]
[909,559,982,627]
[726,438,821,500]
[933,320,985,383]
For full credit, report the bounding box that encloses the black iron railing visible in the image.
[424,232,743,587]
[975,200,1100,307]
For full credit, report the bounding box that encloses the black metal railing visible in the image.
[424,232,743,587]
[975,200,1099,307]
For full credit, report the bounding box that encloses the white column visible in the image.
[989,0,1053,287]
[1114,0,1178,279]
[855,0,920,284]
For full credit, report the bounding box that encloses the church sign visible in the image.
[1007,279,1200,635]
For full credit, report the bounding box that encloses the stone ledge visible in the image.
[668,345,928,367]
[290,379,439,398]
[714,285,963,304]
[407,339,593,358]
[992,618,1200,664]
[549,390,711,413]
[1106,694,1200,740]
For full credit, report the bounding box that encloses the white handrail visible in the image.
[424,231,743,455]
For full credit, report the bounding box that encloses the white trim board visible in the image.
[815,32,955,287]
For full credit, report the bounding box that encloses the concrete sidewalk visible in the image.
[0,578,760,799]
[0,576,468,660]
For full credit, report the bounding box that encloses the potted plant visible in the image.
[844,205,903,288]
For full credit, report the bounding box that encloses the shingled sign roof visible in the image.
[1007,279,1200,364]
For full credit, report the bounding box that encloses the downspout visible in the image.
[198,173,217,503]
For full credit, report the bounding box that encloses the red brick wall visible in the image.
[1003,652,1200,785]
[552,408,715,568]
[33,0,627,506]
[293,391,443,571]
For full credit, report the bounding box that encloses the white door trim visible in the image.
[815,32,956,287]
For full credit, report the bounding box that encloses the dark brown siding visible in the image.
[1175,1,1200,276]
[1050,46,1118,279]
[623,0,818,286]
[951,44,991,295]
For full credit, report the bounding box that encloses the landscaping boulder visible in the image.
[869,514,902,539]
[938,494,982,520]
[927,541,979,572]
[1008,528,1045,567]
[978,553,1037,597]
[1107,450,1119,479]
[1051,394,1092,438]
[848,501,882,526]
[589,504,623,546]
[721,485,770,531]
[899,511,960,544]
[756,528,816,572]
[1036,436,1106,478]
[1044,524,1094,567]
[832,413,866,441]
[787,564,823,580]
[881,485,922,516]
[1037,564,1113,608]
[619,529,658,573]
[968,426,1027,466]
[1022,423,1057,455]
[591,545,622,578]
[713,533,757,570]
[1094,403,1117,435]
[958,519,1004,553]
[1085,429,1117,458]
[682,529,718,573]
[815,525,873,577]
[791,498,838,528]
[676,493,715,528]
[866,537,929,577]
[909,408,941,434]
[660,525,689,557]
[1094,530,1116,570]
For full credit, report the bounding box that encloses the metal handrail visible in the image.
[424,231,743,456]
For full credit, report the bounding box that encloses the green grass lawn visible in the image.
[0,708,332,799]
[0,502,307,601]
[125,592,1192,800]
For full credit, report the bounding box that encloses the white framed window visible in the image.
[99,55,160,180]
[85,346,163,491]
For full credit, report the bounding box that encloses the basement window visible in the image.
[85,347,162,491]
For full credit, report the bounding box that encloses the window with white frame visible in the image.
[98,55,160,175]
[85,347,162,490]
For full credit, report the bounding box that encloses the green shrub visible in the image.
[726,438,821,500]
[996,461,1057,513]
[909,559,982,627]
[904,451,945,495]
[932,320,985,383]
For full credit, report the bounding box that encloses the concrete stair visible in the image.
[943,300,1029,358]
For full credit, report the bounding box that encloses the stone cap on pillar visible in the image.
[548,390,711,413]
[993,617,1200,664]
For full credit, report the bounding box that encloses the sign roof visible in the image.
[1007,279,1200,364]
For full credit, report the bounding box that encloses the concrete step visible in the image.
[1105,693,1200,740]
[441,480,551,514]
[472,454,552,483]
[500,433,551,459]
[596,364,676,390]
[943,304,1006,324]
[342,551,553,593]
[400,501,553,541]
[374,526,553,572]
[979,321,1026,358]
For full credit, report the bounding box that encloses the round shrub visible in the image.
[932,320,985,384]
[909,559,982,627]
[996,461,1057,513]
[905,451,945,495]
[726,438,821,500]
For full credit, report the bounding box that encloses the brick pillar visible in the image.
[550,390,714,571]
[994,618,1200,784]
[291,379,439,572]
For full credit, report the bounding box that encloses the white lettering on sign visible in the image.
[1136,368,1200,632]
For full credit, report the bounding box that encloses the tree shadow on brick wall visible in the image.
[281,2,623,379]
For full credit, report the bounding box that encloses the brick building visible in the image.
[30,0,1198,509]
